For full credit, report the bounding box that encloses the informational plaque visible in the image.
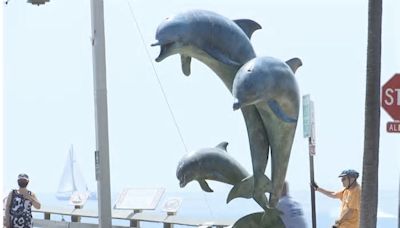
[69,191,89,207]
[161,197,182,213]
[114,188,165,210]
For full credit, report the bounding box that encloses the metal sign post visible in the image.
[90,0,112,227]
[303,94,317,228]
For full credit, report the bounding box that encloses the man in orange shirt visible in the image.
[312,169,361,228]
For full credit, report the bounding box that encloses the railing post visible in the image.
[163,211,176,228]
[71,205,83,222]
[44,212,50,220]
[129,209,142,228]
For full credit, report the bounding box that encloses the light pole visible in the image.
[26,0,113,226]
[27,0,49,5]
[90,0,112,227]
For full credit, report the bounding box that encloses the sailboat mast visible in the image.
[90,0,112,227]
[70,145,77,192]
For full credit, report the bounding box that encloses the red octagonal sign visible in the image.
[382,73,400,121]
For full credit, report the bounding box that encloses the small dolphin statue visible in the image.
[176,142,248,192]
[176,142,268,207]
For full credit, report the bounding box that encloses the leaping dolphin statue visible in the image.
[176,142,268,208]
[151,9,261,90]
[232,56,302,206]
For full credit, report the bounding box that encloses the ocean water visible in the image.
[32,190,398,228]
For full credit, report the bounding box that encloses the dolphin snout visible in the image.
[151,41,163,62]
[233,99,242,111]
[178,174,187,188]
[151,41,173,62]
[179,178,187,188]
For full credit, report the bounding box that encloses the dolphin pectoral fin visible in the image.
[198,180,213,192]
[203,46,241,67]
[233,19,262,39]
[216,141,229,151]
[227,176,254,203]
[181,55,192,76]
[267,100,297,123]
[285,57,303,73]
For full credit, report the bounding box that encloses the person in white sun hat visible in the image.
[4,173,41,228]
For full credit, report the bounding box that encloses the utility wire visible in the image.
[126,1,215,220]
[126,0,188,153]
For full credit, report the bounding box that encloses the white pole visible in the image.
[90,0,112,227]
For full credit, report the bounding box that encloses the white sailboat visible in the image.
[56,145,96,201]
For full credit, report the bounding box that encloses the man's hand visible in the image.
[19,190,33,202]
[22,192,32,200]
[311,181,319,191]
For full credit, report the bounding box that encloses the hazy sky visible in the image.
[3,0,399,207]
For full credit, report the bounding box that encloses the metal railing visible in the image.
[29,206,234,228]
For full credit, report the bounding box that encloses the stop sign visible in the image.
[382,73,400,121]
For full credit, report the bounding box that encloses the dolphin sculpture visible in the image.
[176,142,248,191]
[151,9,260,89]
[232,56,302,206]
[176,142,268,208]
[152,9,272,210]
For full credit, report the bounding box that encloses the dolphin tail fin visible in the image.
[227,176,254,203]
[181,54,192,76]
[226,174,272,204]
[233,19,262,39]
[261,208,285,227]
[285,57,302,73]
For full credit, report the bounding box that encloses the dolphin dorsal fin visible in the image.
[216,142,229,151]
[285,57,303,73]
[233,19,262,39]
